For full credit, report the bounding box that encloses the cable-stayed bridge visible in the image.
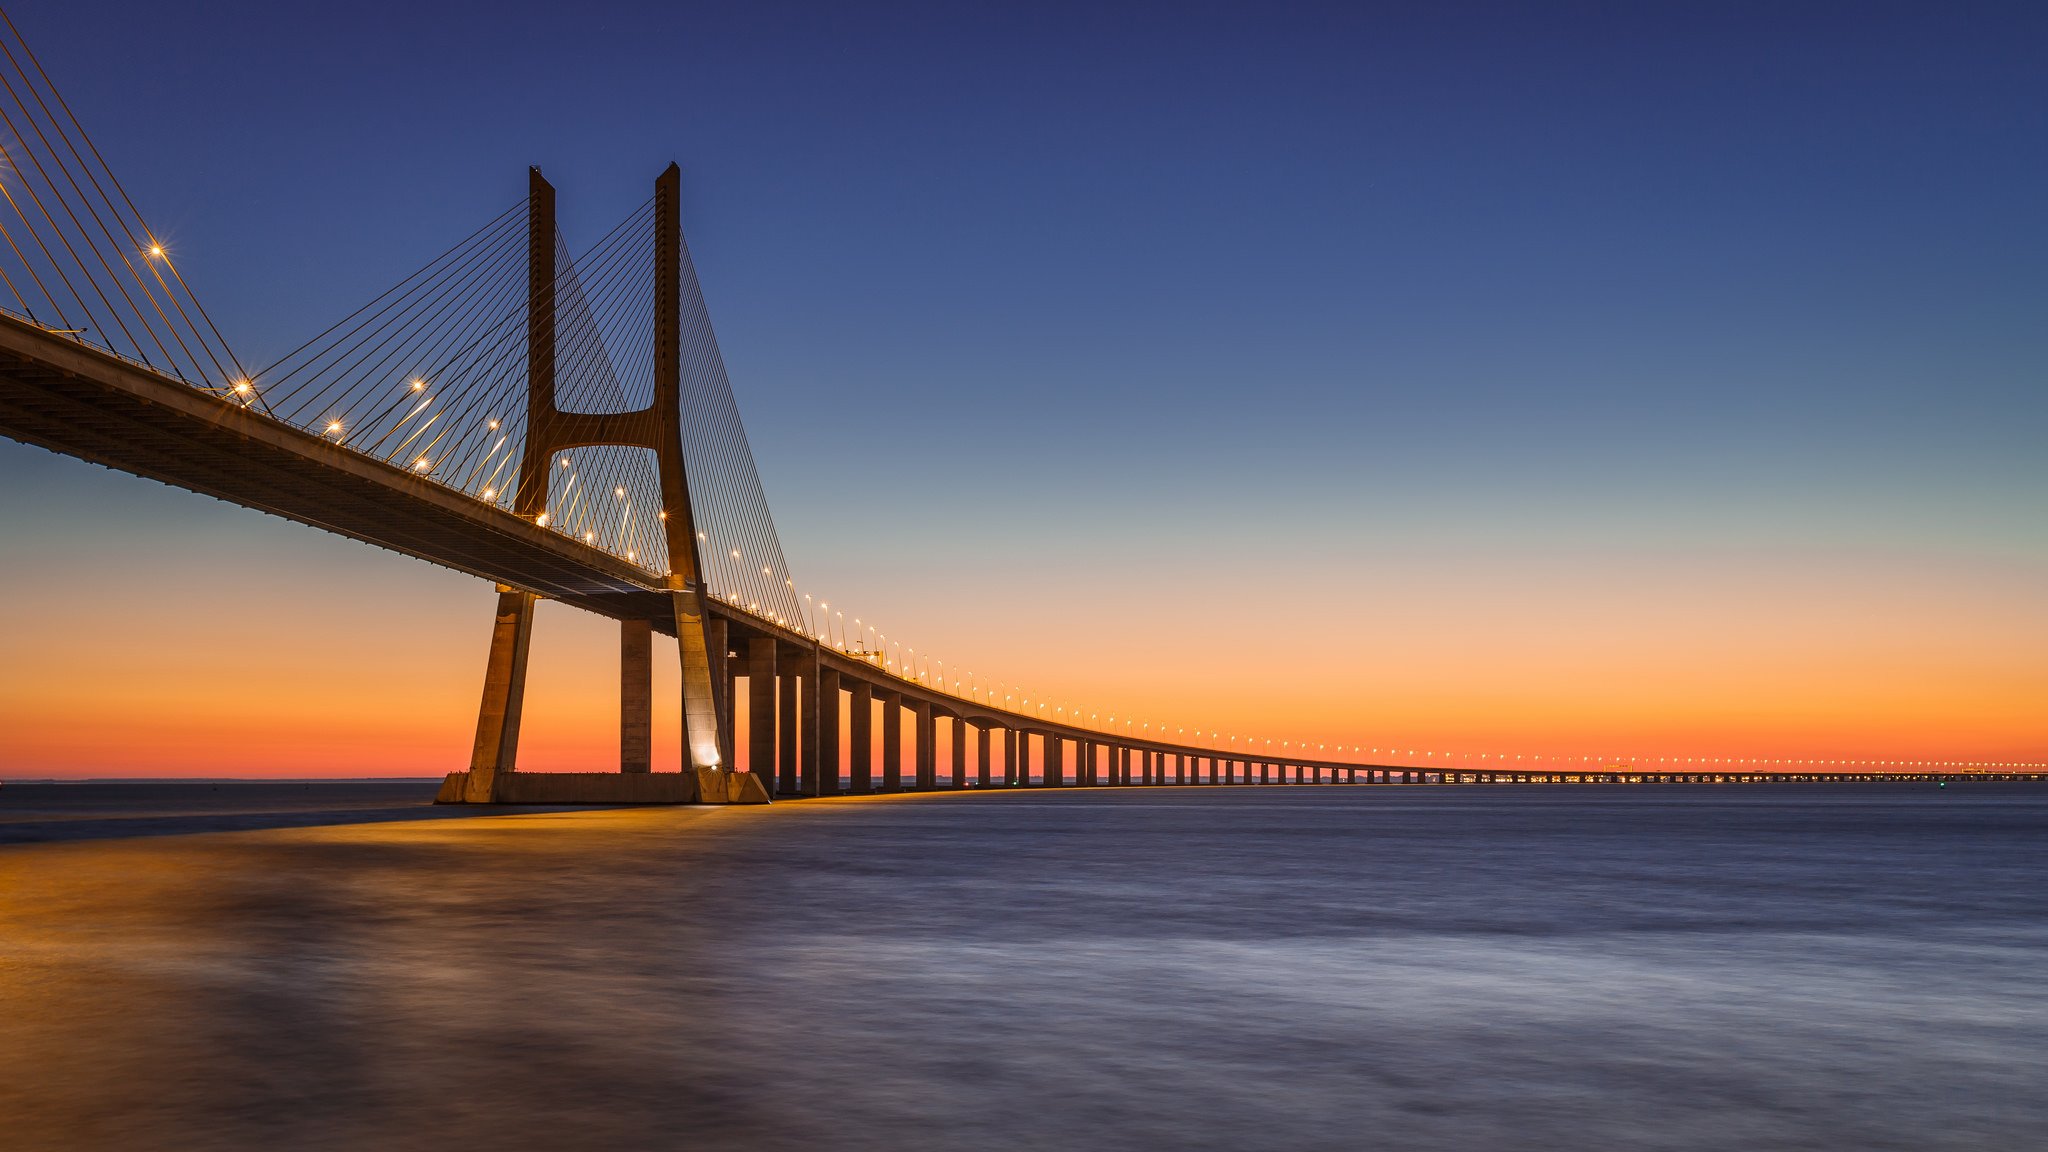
[0,16,2035,798]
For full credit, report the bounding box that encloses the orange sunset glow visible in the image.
[3,444,2040,778]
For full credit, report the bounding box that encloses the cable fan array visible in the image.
[0,8,246,393]
[245,191,806,627]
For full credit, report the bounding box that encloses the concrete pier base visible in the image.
[434,768,770,805]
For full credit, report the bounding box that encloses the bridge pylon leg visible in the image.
[455,585,538,803]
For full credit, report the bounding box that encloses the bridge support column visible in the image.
[882,693,903,790]
[850,680,873,792]
[461,586,538,803]
[1043,734,1062,786]
[977,723,991,786]
[620,617,651,773]
[749,637,776,789]
[951,717,968,787]
[778,645,801,796]
[914,699,935,789]
[808,665,837,796]
[1004,727,1019,785]
[704,616,732,771]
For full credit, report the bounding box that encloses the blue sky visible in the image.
[4,1,2044,771]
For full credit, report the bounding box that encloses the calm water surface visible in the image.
[1,783,2044,1150]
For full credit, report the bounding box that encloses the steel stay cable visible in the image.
[293,228,529,443]
[0,39,228,388]
[0,137,105,349]
[0,7,249,384]
[0,79,181,375]
[271,211,527,421]
[324,251,529,458]
[256,199,524,383]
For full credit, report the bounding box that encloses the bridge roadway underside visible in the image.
[0,314,686,628]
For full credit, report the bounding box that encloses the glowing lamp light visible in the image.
[584,531,595,542]
[481,487,496,500]
[536,512,550,527]
[326,420,343,435]
[232,380,252,395]
[615,486,625,498]
[411,379,425,391]
[487,419,499,430]
[147,243,164,258]
[414,457,431,471]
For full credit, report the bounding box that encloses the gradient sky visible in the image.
[2,1,2044,776]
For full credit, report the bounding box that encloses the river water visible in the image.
[1,783,2043,1150]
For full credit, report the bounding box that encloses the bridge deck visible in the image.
[0,314,678,624]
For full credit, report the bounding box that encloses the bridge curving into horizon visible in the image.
[0,14,2037,800]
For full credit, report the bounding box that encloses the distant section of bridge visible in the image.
[0,13,2036,799]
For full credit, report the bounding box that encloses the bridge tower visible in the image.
[459,164,754,804]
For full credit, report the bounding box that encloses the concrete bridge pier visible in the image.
[620,618,652,774]
[778,645,802,796]
[849,680,874,792]
[455,586,538,802]
[748,638,776,793]
[977,723,992,786]
[809,666,839,795]
[881,693,903,790]
[914,700,936,789]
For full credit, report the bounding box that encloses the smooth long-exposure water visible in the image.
[2,783,2044,1150]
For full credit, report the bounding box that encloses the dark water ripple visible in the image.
[1,783,2043,1150]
